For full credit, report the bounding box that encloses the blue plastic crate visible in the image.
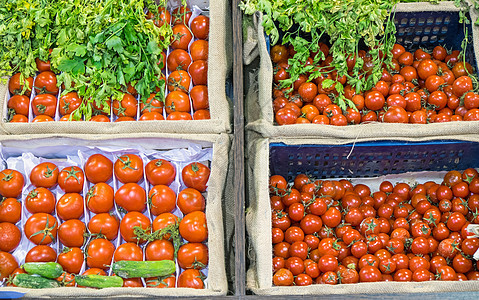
[270,140,479,181]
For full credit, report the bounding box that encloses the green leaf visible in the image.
[58,58,85,75]
[105,36,124,53]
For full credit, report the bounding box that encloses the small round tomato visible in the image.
[113,93,138,118]
[152,213,179,240]
[0,198,21,223]
[176,188,205,215]
[24,213,58,245]
[56,193,84,220]
[58,247,84,274]
[140,93,164,114]
[84,154,113,183]
[86,238,115,269]
[168,70,191,93]
[182,162,210,192]
[178,269,205,289]
[30,162,59,188]
[177,243,208,269]
[58,219,86,247]
[145,159,176,186]
[190,15,209,39]
[171,24,193,50]
[25,245,56,263]
[189,60,208,86]
[58,166,84,193]
[0,169,24,198]
[120,211,151,244]
[59,92,82,115]
[114,154,144,184]
[8,95,30,116]
[190,85,209,111]
[167,49,192,72]
[9,73,34,96]
[114,242,143,262]
[34,71,58,94]
[115,183,146,212]
[86,183,114,214]
[0,251,18,279]
[88,213,119,240]
[365,91,385,111]
[0,223,21,252]
[172,5,192,25]
[165,91,191,114]
[179,211,207,243]
[149,185,177,216]
[190,40,208,61]
[417,59,438,80]
[145,239,174,261]
[25,187,55,214]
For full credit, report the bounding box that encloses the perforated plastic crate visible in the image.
[270,140,479,181]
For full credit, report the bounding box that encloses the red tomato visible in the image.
[178,269,205,289]
[58,219,86,248]
[25,245,56,263]
[190,40,208,61]
[190,15,209,39]
[145,159,176,186]
[86,238,115,269]
[113,94,138,118]
[0,223,21,252]
[167,49,192,72]
[58,247,84,274]
[9,73,33,96]
[86,183,114,214]
[171,24,193,50]
[56,193,84,220]
[8,95,30,116]
[58,166,84,193]
[24,213,58,245]
[182,162,210,192]
[120,212,151,244]
[25,187,55,214]
[0,251,18,279]
[114,242,143,262]
[149,185,177,216]
[177,243,208,269]
[34,71,58,94]
[188,60,207,86]
[30,162,59,188]
[0,198,21,223]
[179,211,207,243]
[145,239,174,261]
[88,213,119,241]
[84,154,113,183]
[59,92,82,115]
[0,169,24,198]
[114,154,143,184]
[115,183,146,212]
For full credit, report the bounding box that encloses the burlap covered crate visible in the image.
[0,132,230,297]
[246,133,479,295]
[245,1,479,140]
[0,0,232,135]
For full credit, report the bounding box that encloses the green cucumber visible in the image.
[23,262,63,279]
[111,260,176,278]
[75,275,123,288]
[12,273,60,289]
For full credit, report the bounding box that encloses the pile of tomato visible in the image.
[271,43,479,125]
[270,169,479,286]
[0,152,211,289]
[7,5,210,122]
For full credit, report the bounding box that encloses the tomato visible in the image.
[0,222,20,252]
[55,272,76,287]
[175,188,205,215]
[146,275,175,288]
[182,162,210,192]
[438,238,459,259]
[57,247,83,274]
[364,91,385,111]
[178,269,205,289]
[24,245,56,263]
[436,265,457,280]
[190,15,209,39]
[29,162,58,189]
[177,242,208,269]
[275,108,297,125]
[58,219,86,247]
[452,62,473,78]
[167,70,191,94]
[0,169,24,198]
[172,5,192,25]
[88,213,119,240]
[139,112,164,120]
[59,92,82,116]
[90,115,110,122]
[56,193,84,220]
[113,94,138,118]
[58,166,84,193]
[86,183,114,214]
[34,71,58,94]
[81,268,106,276]
[189,85,209,111]
[31,94,57,117]
[165,90,191,114]
[122,278,143,288]
[464,108,479,121]
[86,238,115,269]
[167,49,192,72]
[84,154,113,183]
[145,239,174,261]
[0,198,21,224]
[144,159,175,187]
[24,213,57,245]
[8,95,29,117]
[115,183,146,212]
[120,211,151,244]
[170,24,193,50]
[9,114,28,122]
[179,211,207,243]
[147,6,171,28]
[358,266,382,282]
[189,60,208,86]
[114,242,143,262]
[24,187,55,215]
[0,251,18,279]
[452,76,473,97]
[114,154,143,184]
[383,106,408,123]
[190,40,208,62]
[140,93,164,114]
[148,185,176,216]
[32,115,54,122]
[166,111,192,120]
[9,73,34,96]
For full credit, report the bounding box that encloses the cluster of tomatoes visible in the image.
[271,43,479,125]
[0,152,210,289]
[270,169,479,286]
[7,5,210,122]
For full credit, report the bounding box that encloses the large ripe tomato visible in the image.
[30,162,59,188]
[58,219,86,247]
[0,198,21,223]
[114,242,143,262]
[182,162,210,192]
[179,211,207,243]
[8,95,30,116]
[190,15,209,40]
[88,213,119,240]
[58,247,84,274]
[0,251,18,279]
[168,70,191,93]
[120,211,151,244]
[0,223,21,252]
[165,91,191,114]
[56,193,84,220]
[25,245,56,263]
[146,275,176,288]
[0,169,24,198]
[84,154,113,183]
[113,94,138,118]
[364,91,385,111]
[114,154,144,184]
[177,269,205,289]
[152,213,179,240]
[25,187,55,214]
[34,71,58,94]
[115,183,146,212]
[59,92,82,116]
[188,60,208,86]
[140,93,164,114]
[171,24,192,50]
[86,238,115,269]
[172,5,192,25]
[190,40,208,61]
[177,188,205,214]
[167,49,192,72]
[24,213,58,245]
[86,183,114,214]
[9,73,34,96]
[145,159,176,186]
[177,243,208,269]
[452,76,473,97]
[190,85,209,110]
[58,166,84,193]
[145,239,174,261]
[149,185,177,216]
[383,106,408,123]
